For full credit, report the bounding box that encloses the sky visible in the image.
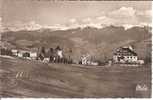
[0,0,152,31]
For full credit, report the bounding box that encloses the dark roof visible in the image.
[55,46,62,50]
[114,47,137,56]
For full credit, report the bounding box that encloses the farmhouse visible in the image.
[113,46,138,63]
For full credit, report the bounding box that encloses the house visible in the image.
[17,50,28,58]
[80,54,98,65]
[11,49,18,56]
[30,52,37,60]
[17,52,23,58]
[113,46,138,63]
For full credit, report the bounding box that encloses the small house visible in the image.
[11,49,18,56]
[113,46,138,63]
[30,52,37,60]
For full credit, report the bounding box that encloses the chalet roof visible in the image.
[114,47,137,56]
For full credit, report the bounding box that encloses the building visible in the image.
[11,49,18,56]
[113,46,138,63]
[80,54,99,65]
[30,52,37,60]
[17,51,24,58]
[17,50,29,58]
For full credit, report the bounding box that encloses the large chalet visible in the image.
[113,46,138,63]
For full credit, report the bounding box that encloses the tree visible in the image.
[41,46,45,54]
[50,48,54,53]
[55,45,61,51]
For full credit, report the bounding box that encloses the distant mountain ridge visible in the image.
[2,24,151,33]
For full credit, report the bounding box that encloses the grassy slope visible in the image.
[1,26,151,60]
[0,56,151,98]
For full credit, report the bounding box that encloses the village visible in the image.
[0,45,145,66]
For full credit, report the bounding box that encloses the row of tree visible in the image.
[37,46,73,64]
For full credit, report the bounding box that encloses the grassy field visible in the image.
[0,56,151,98]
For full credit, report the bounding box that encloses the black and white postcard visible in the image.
[0,0,152,98]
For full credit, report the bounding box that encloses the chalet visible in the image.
[113,46,138,63]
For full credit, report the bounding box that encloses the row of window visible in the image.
[125,56,137,59]
[114,56,137,59]
[115,53,135,56]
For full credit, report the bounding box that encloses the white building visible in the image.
[30,52,37,60]
[11,49,18,56]
[113,46,138,63]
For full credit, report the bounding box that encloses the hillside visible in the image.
[1,25,151,61]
